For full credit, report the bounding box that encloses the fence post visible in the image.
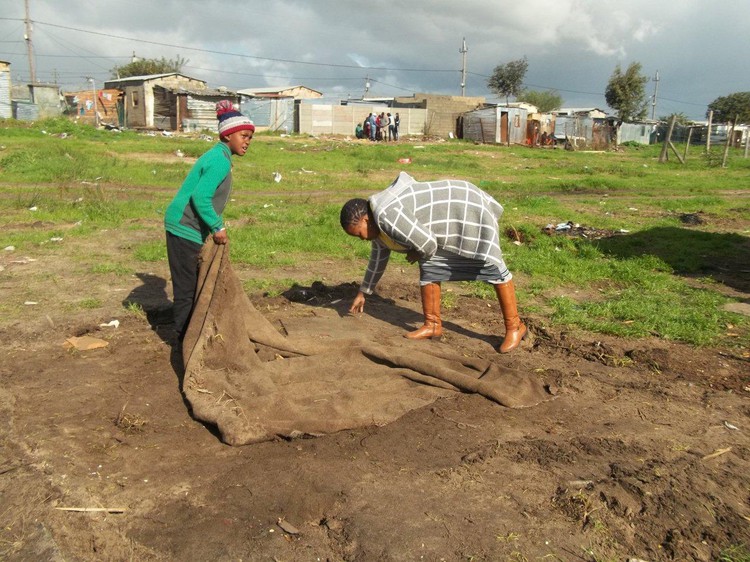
[659,115,676,163]
[721,116,737,168]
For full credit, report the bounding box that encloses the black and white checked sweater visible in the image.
[360,172,506,294]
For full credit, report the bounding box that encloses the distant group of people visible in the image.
[356,112,400,141]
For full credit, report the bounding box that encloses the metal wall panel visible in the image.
[12,100,39,121]
[0,70,11,118]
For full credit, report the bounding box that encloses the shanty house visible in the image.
[154,86,240,132]
[462,105,528,145]
[238,85,322,132]
[551,108,612,149]
[103,73,208,129]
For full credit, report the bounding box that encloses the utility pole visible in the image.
[459,37,468,97]
[24,0,36,83]
[650,70,659,120]
[364,75,370,98]
[88,77,99,127]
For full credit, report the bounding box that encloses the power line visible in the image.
[22,19,459,74]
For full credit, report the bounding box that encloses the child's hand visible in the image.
[406,250,421,264]
[213,229,228,245]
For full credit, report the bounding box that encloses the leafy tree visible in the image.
[604,62,649,121]
[487,57,528,106]
[707,91,750,124]
[112,55,189,79]
[517,89,563,112]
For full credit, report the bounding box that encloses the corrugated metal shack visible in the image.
[462,105,528,145]
[0,60,11,119]
[239,96,295,133]
[616,121,657,145]
[152,86,240,132]
[12,100,38,121]
[552,109,612,149]
[238,85,322,133]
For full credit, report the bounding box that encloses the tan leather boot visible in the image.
[495,281,527,353]
[405,283,443,340]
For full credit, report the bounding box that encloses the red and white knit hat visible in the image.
[216,100,255,137]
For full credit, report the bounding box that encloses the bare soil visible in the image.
[1,223,749,562]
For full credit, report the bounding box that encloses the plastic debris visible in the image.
[99,320,120,329]
[29,206,38,211]
[4,246,14,251]
[175,150,185,157]
[24,301,38,305]
[277,518,300,535]
[724,421,739,431]
[542,221,629,240]
[273,172,282,183]
[398,158,412,164]
[50,237,63,242]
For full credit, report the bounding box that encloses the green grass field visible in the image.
[1,117,748,349]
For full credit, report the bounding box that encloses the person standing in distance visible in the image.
[164,100,255,342]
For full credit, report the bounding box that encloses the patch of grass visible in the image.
[90,263,131,276]
[132,241,166,262]
[123,301,146,318]
[73,297,102,310]
[243,277,299,297]
[720,544,750,562]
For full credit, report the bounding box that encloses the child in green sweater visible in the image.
[164,100,254,342]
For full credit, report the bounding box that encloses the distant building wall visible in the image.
[0,61,10,118]
[297,103,426,136]
[30,84,62,119]
[394,93,484,137]
[617,122,654,145]
[64,88,120,126]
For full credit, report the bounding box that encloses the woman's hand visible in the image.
[349,291,366,314]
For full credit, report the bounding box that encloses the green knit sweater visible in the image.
[164,142,233,245]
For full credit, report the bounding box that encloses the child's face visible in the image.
[225,130,254,156]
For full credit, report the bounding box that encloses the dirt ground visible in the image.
[1,222,749,562]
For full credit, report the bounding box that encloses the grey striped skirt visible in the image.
[418,249,512,285]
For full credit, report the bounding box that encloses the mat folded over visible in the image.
[181,241,552,446]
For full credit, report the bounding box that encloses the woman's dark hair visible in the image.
[339,198,370,229]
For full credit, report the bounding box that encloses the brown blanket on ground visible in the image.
[181,241,552,446]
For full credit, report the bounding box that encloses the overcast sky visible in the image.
[1,0,748,120]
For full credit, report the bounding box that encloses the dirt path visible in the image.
[1,227,749,561]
